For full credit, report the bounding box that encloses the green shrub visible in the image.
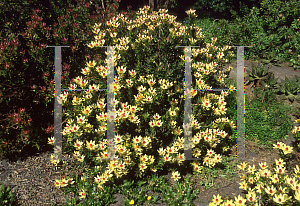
[233,0,300,64]
[191,0,258,20]
[185,0,300,66]
[0,0,132,160]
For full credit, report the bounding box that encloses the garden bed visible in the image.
[1,59,300,205]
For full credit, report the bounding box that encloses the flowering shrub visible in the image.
[48,6,239,205]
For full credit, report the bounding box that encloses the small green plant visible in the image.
[276,75,300,102]
[245,62,274,88]
[158,174,199,205]
[260,49,283,65]
[258,71,280,90]
[251,71,280,104]
[0,183,15,206]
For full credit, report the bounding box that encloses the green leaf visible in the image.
[295,94,300,100]
[288,94,295,102]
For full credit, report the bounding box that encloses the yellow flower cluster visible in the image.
[209,141,300,205]
[50,4,238,199]
[54,177,75,189]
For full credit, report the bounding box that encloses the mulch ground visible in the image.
[0,150,88,206]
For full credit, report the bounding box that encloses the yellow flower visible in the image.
[54,179,61,188]
[129,200,134,205]
[86,60,96,68]
[139,163,147,172]
[140,154,149,163]
[94,175,101,184]
[247,176,255,184]
[259,162,268,169]
[77,155,85,162]
[92,27,100,34]
[274,165,286,175]
[79,190,86,199]
[67,177,74,185]
[60,178,68,188]
[87,41,96,48]
[166,146,178,154]
[234,195,247,205]
[115,134,124,144]
[72,95,83,105]
[280,144,293,155]
[98,174,108,184]
[186,9,197,18]
[164,154,172,162]
[73,140,83,150]
[157,147,165,156]
[275,158,286,167]
[48,137,55,145]
[211,194,223,205]
[290,181,300,191]
[89,84,99,92]
[112,22,120,28]
[264,185,277,196]
[147,196,151,200]
[110,32,117,38]
[222,199,235,206]
[270,174,280,184]
[97,184,103,191]
[273,193,291,204]
[206,149,215,157]
[84,122,93,133]
[294,165,300,176]
[133,135,142,144]
[81,67,91,75]
[273,141,285,150]
[239,180,248,190]
[237,162,248,171]
[117,66,126,75]
[141,136,151,148]
[76,115,87,125]
[150,167,157,173]
[295,190,300,202]
[247,165,256,174]
[81,105,92,116]
[86,140,96,150]
[254,183,263,194]
[71,124,80,133]
[260,169,272,178]
[285,176,299,187]
[278,185,288,194]
[245,191,257,203]
[171,171,181,181]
